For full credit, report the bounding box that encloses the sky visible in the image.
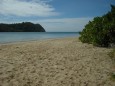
[0,0,115,32]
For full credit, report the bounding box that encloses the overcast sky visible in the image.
[0,0,115,32]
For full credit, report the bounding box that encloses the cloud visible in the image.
[37,18,92,23]
[0,0,58,17]
[35,18,93,32]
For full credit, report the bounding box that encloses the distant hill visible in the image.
[0,22,45,32]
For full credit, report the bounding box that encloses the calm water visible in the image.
[0,32,79,43]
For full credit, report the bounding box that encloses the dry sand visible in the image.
[0,37,114,86]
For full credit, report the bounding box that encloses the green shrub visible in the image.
[110,72,115,81]
[79,5,115,47]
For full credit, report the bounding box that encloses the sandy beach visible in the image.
[0,37,114,86]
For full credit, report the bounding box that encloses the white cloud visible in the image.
[0,0,58,17]
[37,18,91,23]
[35,18,93,32]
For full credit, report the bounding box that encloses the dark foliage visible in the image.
[0,22,45,32]
[79,5,115,47]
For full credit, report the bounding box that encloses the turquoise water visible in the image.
[0,32,79,43]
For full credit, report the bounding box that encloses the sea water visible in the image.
[0,32,79,43]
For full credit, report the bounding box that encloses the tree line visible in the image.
[0,22,45,32]
[79,5,115,47]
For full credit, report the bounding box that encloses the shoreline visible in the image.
[0,37,114,85]
[0,32,79,45]
[0,37,78,45]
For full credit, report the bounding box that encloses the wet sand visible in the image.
[0,37,114,86]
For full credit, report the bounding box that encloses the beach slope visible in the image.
[0,37,114,86]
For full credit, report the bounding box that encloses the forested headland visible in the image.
[0,22,45,32]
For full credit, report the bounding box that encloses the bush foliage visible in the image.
[79,5,115,47]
